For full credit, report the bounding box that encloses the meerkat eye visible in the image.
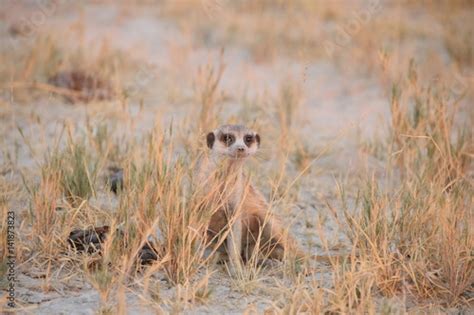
[221,133,235,146]
[244,134,254,146]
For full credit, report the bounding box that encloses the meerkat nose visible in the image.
[236,145,245,152]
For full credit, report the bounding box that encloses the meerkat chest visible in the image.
[198,156,247,212]
[228,175,243,210]
[215,172,244,211]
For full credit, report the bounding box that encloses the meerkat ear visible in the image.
[206,132,215,149]
[255,133,261,146]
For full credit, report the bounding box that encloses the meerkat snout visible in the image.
[206,124,260,159]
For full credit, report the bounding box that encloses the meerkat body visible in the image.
[198,125,298,266]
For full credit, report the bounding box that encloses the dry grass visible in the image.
[0,1,473,314]
[328,63,473,310]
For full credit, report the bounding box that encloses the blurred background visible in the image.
[1,1,472,133]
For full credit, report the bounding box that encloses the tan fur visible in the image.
[198,125,301,264]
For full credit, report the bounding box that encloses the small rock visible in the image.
[107,166,124,194]
[68,226,160,265]
[8,21,33,37]
[48,70,114,103]
[68,226,110,253]
[138,242,159,265]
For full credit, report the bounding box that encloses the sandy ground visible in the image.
[1,2,468,314]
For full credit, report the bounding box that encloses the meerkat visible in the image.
[197,124,301,268]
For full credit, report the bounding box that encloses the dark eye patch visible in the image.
[220,133,235,146]
[244,134,255,146]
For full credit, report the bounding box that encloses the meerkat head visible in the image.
[206,124,260,159]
